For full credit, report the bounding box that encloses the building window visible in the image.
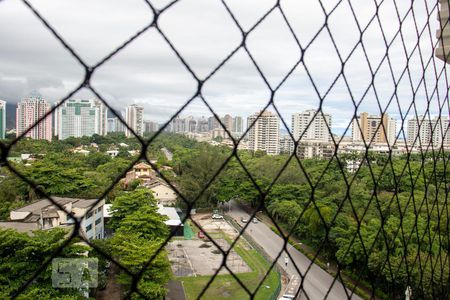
[95,218,101,225]
[86,211,93,219]
[43,218,52,227]
[86,224,92,232]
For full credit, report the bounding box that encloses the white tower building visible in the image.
[125,104,144,137]
[247,110,280,155]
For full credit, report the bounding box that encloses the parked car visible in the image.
[198,231,205,238]
[212,214,223,219]
[251,218,258,224]
[241,217,248,223]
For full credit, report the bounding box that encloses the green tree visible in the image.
[0,228,89,299]
[108,188,171,299]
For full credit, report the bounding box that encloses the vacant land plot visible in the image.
[167,239,251,276]
[192,213,239,239]
[181,241,280,300]
[167,217,280,300]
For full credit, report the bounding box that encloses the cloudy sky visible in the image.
[0,0,448,137]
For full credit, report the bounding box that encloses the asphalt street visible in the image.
[227,201,362,300]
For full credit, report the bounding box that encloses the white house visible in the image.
[1,197,105,239]
[106,150,119,157]
[147,181,178,206]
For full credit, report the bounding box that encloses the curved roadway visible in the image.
[227,201,362,300]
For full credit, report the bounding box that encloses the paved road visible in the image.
[161,147,173,161]
[227,202,361,300]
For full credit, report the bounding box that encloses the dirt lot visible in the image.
[191,213,239,240]
[167,238,251,277]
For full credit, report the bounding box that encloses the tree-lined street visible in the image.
[227,201,361,300]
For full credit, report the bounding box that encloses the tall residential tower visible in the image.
[291,110,332,142]
[247,110,280,155]
[125,104,144,137]
[16,93,52,141]
[407,115,450,146]
[352,112,396,144]
[55,99,108,140]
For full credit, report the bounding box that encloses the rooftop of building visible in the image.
[0,221,39,233]
[134,162,152,169]
[14,197,100,215]
[157,204,182,227]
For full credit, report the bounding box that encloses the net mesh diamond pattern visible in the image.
[0,0,449,299]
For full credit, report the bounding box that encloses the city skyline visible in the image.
[2,94,450,150]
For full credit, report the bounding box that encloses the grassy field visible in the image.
[180,239,280,300]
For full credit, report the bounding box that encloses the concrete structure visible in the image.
[232,116,244,136]
[55,99,108,140]
[125,104,144,137]
[196,117,209,133]
[247,110,280,155]
[106,150,119,157]
[16,93,52,141]
[1,197,105,239]
[297,140,335,159]
[171,116,191,133]
[0,100,5,139]
[436,0,450,62]
[124,161,157,186]
[149,181,178,206]
[144,120,159,133]
[337,141,408,156]
[222,114,233,131]
[352,112,396,144]
[107,117,125,133]
[157,205,183,235]
[208,116,221,131]
[169,115,244,137]
[280,135,295,154]
[407,115,450,146]
[292,110,332,142]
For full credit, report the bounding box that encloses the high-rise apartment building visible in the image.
[144,120,159,133]
[291,110,332,142]
[247,111,280,155]
[0,100,5,139]
[171,116,186,133]
[222,114,233,131]
[197,117,209,133]
[125,104,144,137]
[16,93,52,141]
[187,116,197,133]
[55,99,108,140]
[352,112,396,144]
[96,100,108,136]
[232,116,244,135]
[208,116,220,131]
[407,116,450,146]
[107,117,125,133]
